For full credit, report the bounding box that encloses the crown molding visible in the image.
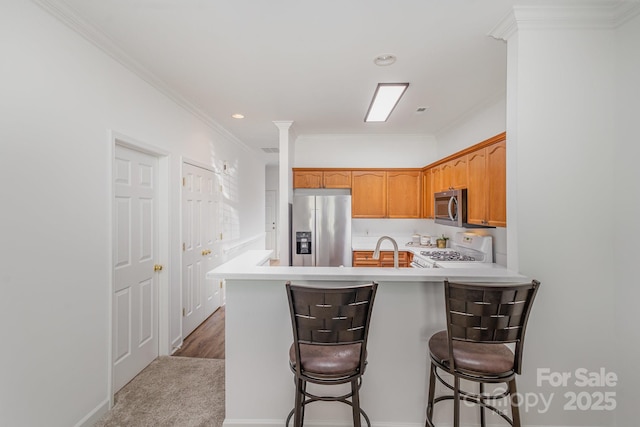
[489,1,640,40]
[31,0,254,154]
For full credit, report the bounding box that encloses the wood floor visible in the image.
[173,306,225,359]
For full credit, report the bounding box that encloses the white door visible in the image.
[265,190,277,260]
[113,145,159,392]
[182,162,220,339]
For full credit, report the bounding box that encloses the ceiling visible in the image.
[41,0,518,160]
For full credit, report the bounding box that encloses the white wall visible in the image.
[295,134,437,167]
[435,95,507,158]
[613,11,640,427]
[502,6,620,426]
[0,1,265,426]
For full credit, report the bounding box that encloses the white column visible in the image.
[273,121,294,264]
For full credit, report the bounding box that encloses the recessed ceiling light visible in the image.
[374,54,397,66]
[231,113,245,119]
[364,83,410,122]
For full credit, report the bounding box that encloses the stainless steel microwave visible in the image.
[434,189,466,227]
[434,189,493,228]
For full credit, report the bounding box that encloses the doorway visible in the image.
[181,161,222,339]
[111,141,168,394]
[265,190,277,260]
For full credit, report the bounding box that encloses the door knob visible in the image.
[154,264,163,272]
[202,249,211,256]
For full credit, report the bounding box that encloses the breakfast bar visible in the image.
[207,250,526,427]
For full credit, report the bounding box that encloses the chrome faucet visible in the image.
[372,236,399,269]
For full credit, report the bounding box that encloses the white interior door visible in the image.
[182,162,220,339]
[113,145,159,392]
[265,190,277,260]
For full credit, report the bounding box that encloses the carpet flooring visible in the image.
[95,356,225,427]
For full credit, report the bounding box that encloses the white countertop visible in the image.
[207,249,525,283]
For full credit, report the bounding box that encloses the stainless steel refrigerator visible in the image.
[291,190,352,267]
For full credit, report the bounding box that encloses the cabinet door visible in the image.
[293,170,322,188]
[323,170,351,188]
[451,156,468,189]
[380,251,409,268]
[486,141,506,227]
[440,163,453,191]
[352,171,387,218]
[352,251,380,267]
[422,169,433,218]
[431,165,444,193]
[387,170,421,218]
[466,148,488,225]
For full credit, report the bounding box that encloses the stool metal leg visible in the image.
[509,379,520,427]
[453,376,461,427]
[351,379,362,427]
[293,378,304,427]
[479,382,486,427]
[426,363,436,427]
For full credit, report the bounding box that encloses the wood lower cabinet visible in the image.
[351,171,387,218]
[353,251,410,268]
[293,169,351,189]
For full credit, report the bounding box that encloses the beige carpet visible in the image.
[95,356,225,427]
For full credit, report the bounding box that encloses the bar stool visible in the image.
[285,281,378,427]
[426,279,540,427]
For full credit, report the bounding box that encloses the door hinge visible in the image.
[182,177,186,186]
[219,233,223,240]
[183,242,186,251]
[219,280,223,289]
[182,307,185,317]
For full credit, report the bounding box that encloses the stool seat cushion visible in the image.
[289,343,362,376]
[429,330,514,375]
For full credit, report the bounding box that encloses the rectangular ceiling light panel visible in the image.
[364,83,409,122]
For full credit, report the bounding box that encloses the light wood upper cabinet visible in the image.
[387,170,421,218]
[486,141,506,227]
[467,140,506,227]
[322,170,351,188]
[293,169,351,189]
[440,156,467,191]
[352,171,387,218]
[466,149,488,225]
[293,170,323,188]
[422,169,434,218]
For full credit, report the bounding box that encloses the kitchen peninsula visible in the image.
[207,250,525,426]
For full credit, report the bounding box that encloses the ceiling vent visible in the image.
[261,147,279,153]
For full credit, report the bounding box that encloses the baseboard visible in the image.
[73,398,110,427]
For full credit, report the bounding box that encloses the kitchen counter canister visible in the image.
[208,250,526,427]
